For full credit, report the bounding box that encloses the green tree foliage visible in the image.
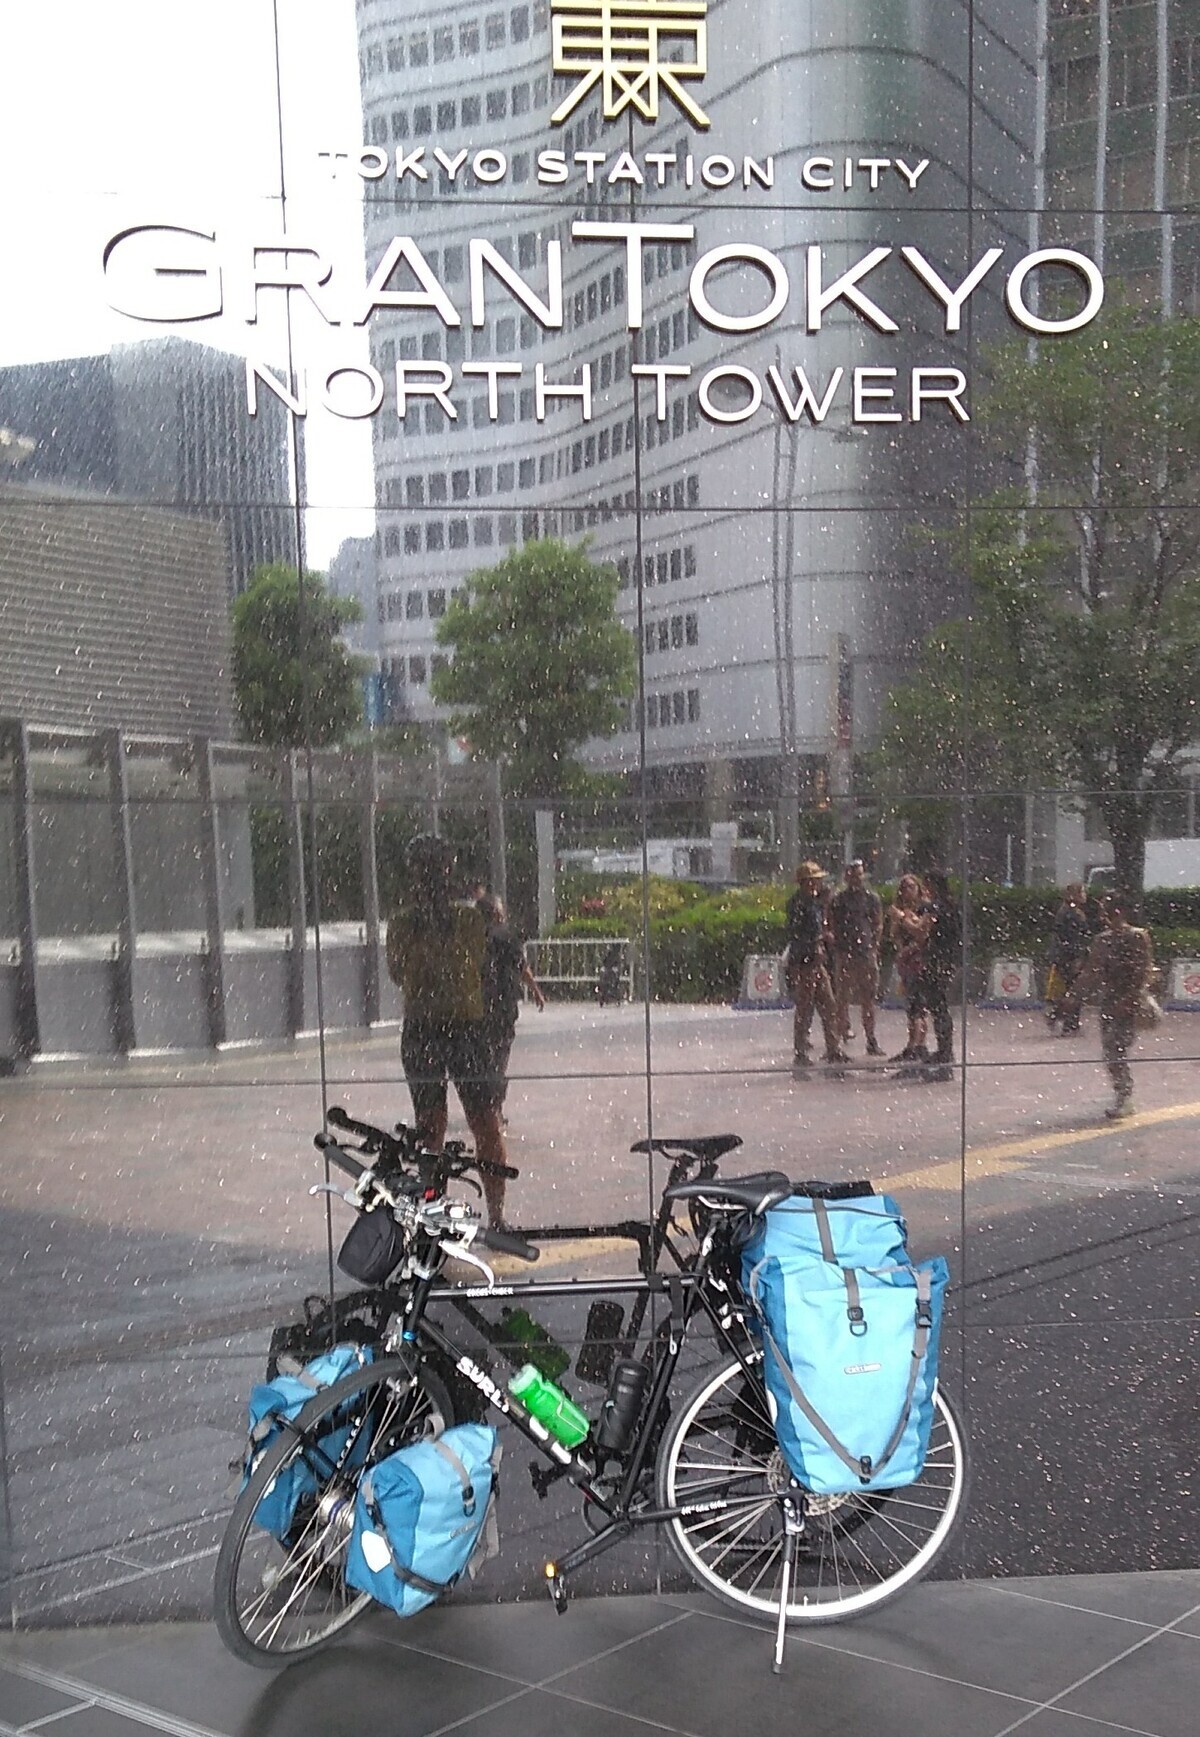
[878,305,1200,891]
[232,564,364,747]
[431,539,637,797]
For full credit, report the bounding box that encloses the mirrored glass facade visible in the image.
[2,0,1199,1622]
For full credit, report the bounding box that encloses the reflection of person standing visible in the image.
[1075,897,1153,1120]
[476,892,545,1117]
[1046,882,1091,1033]
[385,836,512,1227]
[830,860,884,1056]
[785,861,847,1066]
[888,874,929,1062]
[909,870,960,1082]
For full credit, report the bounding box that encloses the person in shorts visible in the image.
[1074,896,1154,1120]
[386,835,512,1227]
[476,891,545,1120]
[829,860,884,1056]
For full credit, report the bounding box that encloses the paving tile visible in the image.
[16,1709,192,1737]
[550,1607,1038,1737]
[0,1665,87,1727]
[373,1594,691,1685]
[444,1686,686,1737]
[989,1571,1200,1633]
[775,1578,1163,1702]
[69,1622,528,1737]
[991,1717,1167,1737]
[0,1629,148,1675]
[1053,1630,1200,1737]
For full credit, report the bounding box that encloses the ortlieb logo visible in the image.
[844,1362,882,1376]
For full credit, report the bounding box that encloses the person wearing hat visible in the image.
[386,834,513,1227]
[784,861,848,1067]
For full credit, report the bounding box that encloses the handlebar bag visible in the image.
[741,1193,948,1495]
[338,1207,408,1285]
[346,1423,500,1618]
[242,1343,374,1540]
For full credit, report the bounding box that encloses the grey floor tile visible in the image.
[16,1710,194,1737]
[774,1579,1163,1702]
[991,1717,1167,1737]
[373,1595,691,1685]
[551,1608,1038,1737]
[69,1623,528,1737]
[991,1572,1200,1632]
[1052,1630,1200,1737]
[444,1686,690,1737]
[0,1631,148,1675]
[0,1666,87,1727]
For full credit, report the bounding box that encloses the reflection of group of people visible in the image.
[385,835,543,1228]
[784,860,961,1082]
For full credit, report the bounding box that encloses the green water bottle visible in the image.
[495,1307,570,1381]
[507,1364,590,1448]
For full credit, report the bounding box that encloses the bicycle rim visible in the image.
[214,1360,452,1665]
[658,1356,967,1624]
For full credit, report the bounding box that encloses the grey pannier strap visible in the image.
[432,1436,477,1515]
[751,1264,934,1486]
[810,1197,838,1264]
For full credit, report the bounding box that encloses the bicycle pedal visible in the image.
[544,1562,570,1615]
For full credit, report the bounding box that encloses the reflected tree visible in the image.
[431,538,637,799]
[879,305,1200,892]
[232,562,365,747]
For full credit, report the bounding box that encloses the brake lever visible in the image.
[309,1182,359,1206]
[438,1236,495,1288]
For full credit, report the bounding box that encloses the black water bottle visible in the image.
[593,1359,650,1456]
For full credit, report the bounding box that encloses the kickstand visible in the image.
[772,1497,804,1675]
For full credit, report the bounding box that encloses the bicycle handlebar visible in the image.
[474,1224,540,1263]
[315,1133,366,1180]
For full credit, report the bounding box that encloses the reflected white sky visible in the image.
[2,0,374,565]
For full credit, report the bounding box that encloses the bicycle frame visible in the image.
[379,1226,771,1594]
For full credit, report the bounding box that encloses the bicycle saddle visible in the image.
[630,1134,744,1161]
[662,1171,792,1215]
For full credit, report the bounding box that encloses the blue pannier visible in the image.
[345,1424,500,1618]
[244,1343,374,1540]
[741,1192,948,1496]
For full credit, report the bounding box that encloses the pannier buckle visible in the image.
[847,1305,867,1338]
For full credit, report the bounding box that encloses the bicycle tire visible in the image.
[656,1354,968,1625]
[214,1356,454,1667]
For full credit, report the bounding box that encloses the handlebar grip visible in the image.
[475,1225,540,1263]
[477,1160,520,1181]
[315,1132,366,1180]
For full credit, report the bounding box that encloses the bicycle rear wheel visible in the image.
[214,1357,453,1666]
[656,1354,967,1624]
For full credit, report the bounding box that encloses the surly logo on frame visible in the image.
[550,0,711,128]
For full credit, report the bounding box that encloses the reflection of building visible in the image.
[0,481,235,736]
[355,2,1022,826]
[0,338,293,595]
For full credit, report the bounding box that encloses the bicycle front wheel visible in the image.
[214,1357,454,1667]
[656,1355,967,1625]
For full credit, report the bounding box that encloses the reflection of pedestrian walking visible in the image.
[596,943,626,1005]
[1075,897,1153,1120]
[385,835,512,1227]
[1045,882,1091,1033]
[785,861,847,1066]
[908,870,960,1082]
[476,892,545,1118]
[830,859,884,1056]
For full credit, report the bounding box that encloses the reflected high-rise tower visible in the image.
[356,1,1032,825]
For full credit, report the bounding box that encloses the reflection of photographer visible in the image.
[385,835,511,1227]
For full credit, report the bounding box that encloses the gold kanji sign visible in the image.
[550,0,711,129]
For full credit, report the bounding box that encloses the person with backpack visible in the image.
[907,870,961,1083]
[385,835,512,1228]
[476,891,545,1120]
